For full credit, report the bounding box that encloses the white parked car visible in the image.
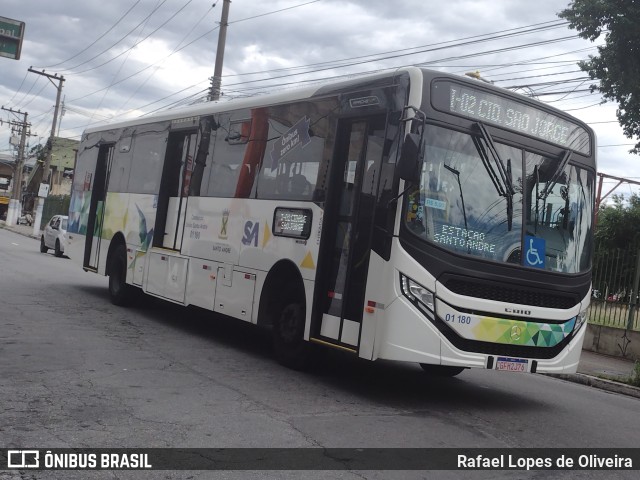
[40,214,68,257]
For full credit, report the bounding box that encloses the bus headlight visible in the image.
[400,274,434,312]
[574,308,588,333]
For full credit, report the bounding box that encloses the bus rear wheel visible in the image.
[273,300,311,370]
[419,364,466,377]
[108,244,136,306]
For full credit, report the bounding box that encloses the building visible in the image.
[0,152,16,220]
[49,137,78,196]
[23,137,79,209]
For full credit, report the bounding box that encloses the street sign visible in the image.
[0,16,25,60]
[38,183,49,198]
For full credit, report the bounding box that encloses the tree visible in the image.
[28,143,46,164]
[559,1,640,153]
[595,193,640,250]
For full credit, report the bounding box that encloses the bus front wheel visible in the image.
[108,244,135,306]
[419,364,466,377]
[273,301,311,370]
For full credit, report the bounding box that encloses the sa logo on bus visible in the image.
[242,221,259,247]
[505,308,532,316]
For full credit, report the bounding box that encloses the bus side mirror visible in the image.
[397,133,421,184]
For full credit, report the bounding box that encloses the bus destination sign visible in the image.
[273,207,312,240]
[431,80,591,155]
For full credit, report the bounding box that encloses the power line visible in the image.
[58,0,169,73]
[86,0,162,129]
[214,35,581,92]
[67,25,220,104]
[63,1,335,104]
[229,0,322,25]
[5,71,29,106]
[23,17,601,141]
[114,3,216,115]
[70,0,193,75]
[34,0,143,70]
[221,20,571,79]
[565,102,603,111]
[491,69,582,83]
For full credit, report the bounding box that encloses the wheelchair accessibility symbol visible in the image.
[524,236,545,269]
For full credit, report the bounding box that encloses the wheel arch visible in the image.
[257,259,306,328]
[105,232,127,276]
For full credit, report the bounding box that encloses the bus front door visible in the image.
[313,116,385,352]
[84,143,114,271]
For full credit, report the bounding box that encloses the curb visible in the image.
[0,223,40,239]
[548,373,640,399]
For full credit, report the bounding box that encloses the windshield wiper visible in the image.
[538,149,572,201]
[473,122,515,230]
[444,163,470,252]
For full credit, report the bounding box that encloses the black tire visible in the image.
[108,244,136,306]
[54,239,63,257]
[273,300,312,370]
[40,236,48,253]
[419,363,466,377]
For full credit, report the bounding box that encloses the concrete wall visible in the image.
[583,323,640,361]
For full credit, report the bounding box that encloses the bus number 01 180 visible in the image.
[445,314,471,324]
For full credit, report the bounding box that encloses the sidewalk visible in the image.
[1,219,639,398]
[0,219,40,238]
[564,349,640,399]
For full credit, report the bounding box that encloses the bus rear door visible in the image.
[154,129,198,250]
[84,143,114,271]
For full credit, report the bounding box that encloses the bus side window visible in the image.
[109,135,133,193]
[128,128,168,194]
[256,115,324,200]
[206,114,250,198]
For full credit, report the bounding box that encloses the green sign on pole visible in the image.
[0,16,25,60]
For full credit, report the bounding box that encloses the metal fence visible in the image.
[589,243,640,331]
[42,194,70,227]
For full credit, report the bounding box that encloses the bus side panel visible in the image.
[180,197,322,327]
[182,197,322,280]
[67,190,92,264]
[88,192,157,281]
[358,250,394,360]
[180,197,322,280]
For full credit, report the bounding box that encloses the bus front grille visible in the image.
[443,277,577,310]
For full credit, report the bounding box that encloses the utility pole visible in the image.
[27,68,65,235]
[209,0,231,101]
[0,106,29,226]
[595,172,640,225]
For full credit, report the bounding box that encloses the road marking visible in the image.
[11,242,19,246]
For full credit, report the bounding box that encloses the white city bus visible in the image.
[68,67,596,375]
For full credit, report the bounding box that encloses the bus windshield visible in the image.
[404,124,595,274]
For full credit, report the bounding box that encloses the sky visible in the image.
[0,0,638,199]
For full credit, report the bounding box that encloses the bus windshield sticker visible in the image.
[425,198,447,210]
[273,208,312,240]
[269,116,311,169]
[524,235,546,269]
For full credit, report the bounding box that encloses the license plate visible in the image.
[495,357,529,373]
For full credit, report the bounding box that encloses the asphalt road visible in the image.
[1,227,639,480]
